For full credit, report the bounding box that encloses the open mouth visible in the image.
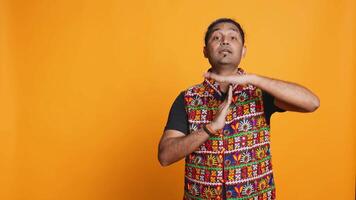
[219,49,232,54]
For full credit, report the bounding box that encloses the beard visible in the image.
[215,54,241,67]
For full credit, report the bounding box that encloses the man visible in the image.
[158,18,319,200]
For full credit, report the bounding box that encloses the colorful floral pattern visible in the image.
[183,68,276,200]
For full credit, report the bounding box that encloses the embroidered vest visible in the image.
[183,68,276,200]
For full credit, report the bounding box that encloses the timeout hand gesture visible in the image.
[203,72,251,85]
[210,85,233,131]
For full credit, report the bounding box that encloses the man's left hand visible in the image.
[203,72,252,85]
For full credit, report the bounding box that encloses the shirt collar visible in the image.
[204,67,245,96]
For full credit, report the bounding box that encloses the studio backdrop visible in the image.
[0,0,355,199]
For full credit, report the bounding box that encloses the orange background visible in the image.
[0,0,355,199]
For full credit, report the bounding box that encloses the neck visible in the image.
[211,65,239,76]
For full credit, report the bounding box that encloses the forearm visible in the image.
[158,129,209,166]
[248,74,320,112]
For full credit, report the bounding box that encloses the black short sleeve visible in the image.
[164,90,286,134]
[164,91,189,134]
[262,90,286,125]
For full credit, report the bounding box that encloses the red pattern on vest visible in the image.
[183,68,276,200]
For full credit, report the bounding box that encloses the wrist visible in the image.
[208,122,219,132]
[203,123,219,136]
[246,73,259,85]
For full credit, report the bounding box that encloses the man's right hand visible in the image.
[210,85,233,132]
[158,85,233,167]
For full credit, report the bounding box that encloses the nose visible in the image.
[221,36,229,45]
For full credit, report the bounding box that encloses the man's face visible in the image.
[204,22,246,68]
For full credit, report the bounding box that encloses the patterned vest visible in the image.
[183,68,276,200]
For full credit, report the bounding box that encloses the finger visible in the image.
[221,86,233,113]
[227,85,233,104]
[218,101,226,110]
[203,72,210,78]
[203,72,215,79]
[218,88,231,111]
[223,85,232,104]
[210,73,225,82]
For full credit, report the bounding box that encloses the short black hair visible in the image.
[204,18,245,46]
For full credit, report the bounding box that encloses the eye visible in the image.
[213,36,220,40]
[231,36,237,40]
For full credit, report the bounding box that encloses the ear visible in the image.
[241,46,247,58]
[203,46,208,58]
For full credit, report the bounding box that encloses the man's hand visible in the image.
[210,85,233,131]
[204,71,320,112]
[203,72,251,85]
[158,85,234,167]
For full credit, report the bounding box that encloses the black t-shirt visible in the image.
[164,90,285,134]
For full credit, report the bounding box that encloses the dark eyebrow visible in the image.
[211,28,239,34]
[211,28,220,33]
